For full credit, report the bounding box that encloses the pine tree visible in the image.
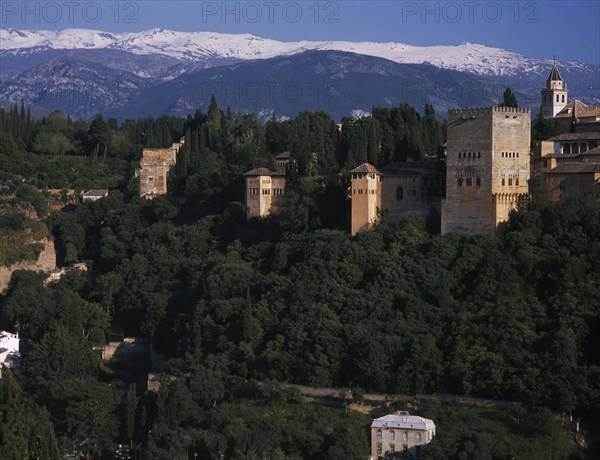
[499,87,519,108]
[0,368,29,459]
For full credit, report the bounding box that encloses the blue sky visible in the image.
[2,1,599,64]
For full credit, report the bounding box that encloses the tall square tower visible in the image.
[441,107,530,234]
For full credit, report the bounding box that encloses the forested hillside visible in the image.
[0,101,595,459]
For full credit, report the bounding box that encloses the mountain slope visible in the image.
[1,56,148,118]
[105,50,508,120]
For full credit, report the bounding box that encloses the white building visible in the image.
[0,331,20,378]
[370,411,436,459]
[82,189,109,202]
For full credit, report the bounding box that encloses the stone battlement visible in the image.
[449,107,530,116]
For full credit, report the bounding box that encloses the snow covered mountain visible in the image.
[1,27,598,120]
[0,27,593,78]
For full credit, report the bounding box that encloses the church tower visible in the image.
[541,61,568,118]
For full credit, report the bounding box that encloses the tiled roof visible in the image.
[274,152,291,160]
[350,163,379,174]
[555,100,600,119]
[83,189,109,197]
[243,167,285,176]
[547,163,600,174]
[549,132,600,141]
[372,412,435,431]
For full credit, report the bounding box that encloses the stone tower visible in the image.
[541,62,568,118]
[441,107,531,234]
[350,163,381,235]
[244,168,286,218]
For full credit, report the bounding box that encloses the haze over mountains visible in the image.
[1,28,598,120]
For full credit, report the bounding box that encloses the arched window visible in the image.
[562,95,565,103]
[396,186,404,200]
[502,178,505,186]
[564,144,571,154]
[376,430,382,439]
[416,432,422,442]
[403,432,408,441]
[390,430,395,440]
[148,176,155,183]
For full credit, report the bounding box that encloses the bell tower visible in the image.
[541,59,568,118]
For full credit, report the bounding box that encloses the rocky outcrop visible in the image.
[0,238,56,292]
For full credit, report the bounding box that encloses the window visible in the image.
[508,178,513,186]
[516,178,519,186]
[148,176,154,183]
[389,444,395,453]
[416,432,422,442]
[478,152,481,158]
[458,178,463,187]
[502,178,505,186]
[466,178,472,186]
[376,430,382,439]
[403,432,408,441]
[543,160,548,168]
[390,430,395,440]
[262,189,271,195]
[476,178,481,186]
[396,186,403,200]
[249,188,259,196]
[556,95,559,102]
[376,443,382,455]
[562,95,565,103]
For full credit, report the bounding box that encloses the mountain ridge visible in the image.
[2,27,595,78]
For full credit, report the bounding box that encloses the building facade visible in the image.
[350,161,445,235]
[532,133,600,203]
[441,107,531,234]
[244,153,290,218]
[0,330,20,378]
[139,139,185,199]
[370,411,436,459]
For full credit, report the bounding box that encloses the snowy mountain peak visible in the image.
[0,27,588,78]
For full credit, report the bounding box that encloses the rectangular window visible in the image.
[262,189,271,195]
[403,432,408,441]
[466,178,472,186]
[376,443,382,454]
[476,178,481,186]
[508,178,513,186]
[458,178,463,186]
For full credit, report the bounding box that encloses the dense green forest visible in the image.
[0,101,594,459]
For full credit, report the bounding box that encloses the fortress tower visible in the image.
[441,107,531,234]
[350,164,381,235]
[139,139,184,199]
[541,62,568,118]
